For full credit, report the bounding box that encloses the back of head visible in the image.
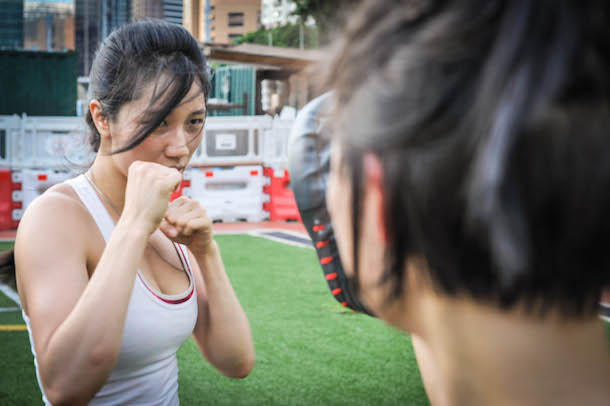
[326,0,610,317]
[86,19,211,153]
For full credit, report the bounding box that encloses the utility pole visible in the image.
[299,22,304,49]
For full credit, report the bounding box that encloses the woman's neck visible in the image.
[412,293,610,406]
[88,156,128,215]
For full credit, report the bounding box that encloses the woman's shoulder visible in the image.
[16,178,93,240]
[28,180,87,215]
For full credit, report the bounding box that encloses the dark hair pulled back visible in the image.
[0,21,212,290]
[85,19,211,154]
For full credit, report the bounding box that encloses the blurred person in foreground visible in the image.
[321,0,610,404]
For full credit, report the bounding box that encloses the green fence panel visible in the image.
[0,50,77,116]
[210,65,256,116]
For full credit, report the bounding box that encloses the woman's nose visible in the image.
[165,129,190,157]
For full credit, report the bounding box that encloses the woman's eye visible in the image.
[189,118,204,126]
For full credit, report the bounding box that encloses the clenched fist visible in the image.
[159,196,215,256]
[122,161,183,235]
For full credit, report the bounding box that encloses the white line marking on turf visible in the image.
[0,282,21,306]
[247,230,314,249]
[259,229,311,241]
[0,307,19,312]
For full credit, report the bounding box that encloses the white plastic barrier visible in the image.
[11,169,76,219]
[0,114,295,171]
[13,116,93,169]
[0,115,21,168]
[187,165,269,222]
[263,117,293,169]
[190,116,271,166]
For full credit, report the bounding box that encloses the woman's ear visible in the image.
[363,153,388,244]
[89,99,111,138]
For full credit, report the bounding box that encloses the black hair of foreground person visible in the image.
[326,0,610,318]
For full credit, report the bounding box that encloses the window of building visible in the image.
[228,12,244,27]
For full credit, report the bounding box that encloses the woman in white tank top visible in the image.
[12,20,255,405]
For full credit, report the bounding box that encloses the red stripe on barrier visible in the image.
[250,170,259,176]
[313,224,326,232]
[325,273,338,281]
[332,288,342,295]
[38,174,48,181]
[316,240,329,248]
[205,171,214,177]
[320,256,332,265]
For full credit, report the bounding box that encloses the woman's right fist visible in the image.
[122,161,183,235]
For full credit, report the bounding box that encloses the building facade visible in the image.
[24,1,74,51]
[75,0,130,76]
[132,0,183,25]
[0,0,24,49]
[183,0,204,41]
[202,0,261,44]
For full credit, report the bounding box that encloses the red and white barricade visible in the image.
[0,169,21,230]
[10,169,75,223]
[262,167,301,222]
[187,165,268,222]
[0,114,303,227]
[171,170,192,202]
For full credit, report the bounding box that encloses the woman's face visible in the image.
[108,79,206,176]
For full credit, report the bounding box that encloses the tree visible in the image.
[235,23,320,49]
[291,0,353,44]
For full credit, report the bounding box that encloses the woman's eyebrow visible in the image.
[189,109,206,116]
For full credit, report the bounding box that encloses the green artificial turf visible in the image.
[0,236,429,405]
[177,235,427,405]
[0,330,40,405]
[0,241,14,252]
[0,291,16,308]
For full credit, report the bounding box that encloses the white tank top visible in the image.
[23,174,198,405]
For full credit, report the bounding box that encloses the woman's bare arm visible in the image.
[16,191,149,405]
[189,242,255,379]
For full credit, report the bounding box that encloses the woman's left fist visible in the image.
[159,196,214,256]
